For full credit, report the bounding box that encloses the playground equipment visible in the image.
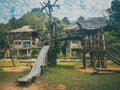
[106,51,120,65]
[57,17,120,69]
[17,45,49,84]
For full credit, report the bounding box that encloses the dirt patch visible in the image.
[0,81,45,90]
[107,66,120,71]
[56,84,66,90]
[75,66,120,73]
[75,66,94,73]
[0,80,66,90]
[2,66,30,72]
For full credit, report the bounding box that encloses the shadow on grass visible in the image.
[57,64,74,70]
[16,79,36,87]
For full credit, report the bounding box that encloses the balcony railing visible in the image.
[10,45,41,50]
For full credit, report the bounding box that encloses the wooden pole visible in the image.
[83,51,86,69]
[41,0,59,66]
[93,56,96,69]
[101,29,107,68]
[90,52,94,67]
[7,36,16,67]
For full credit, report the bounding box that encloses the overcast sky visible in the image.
[0,0,112,23]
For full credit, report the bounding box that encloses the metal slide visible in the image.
[106,51,120,65]
[17,46,50,83]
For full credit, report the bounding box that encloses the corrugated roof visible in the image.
[77,17,107,30]
[10,26,35,33]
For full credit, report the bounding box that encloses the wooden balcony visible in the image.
[10,45,40,50]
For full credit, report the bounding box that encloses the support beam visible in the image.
[83,51,86,69]
[90,52,94,67]
[17,50,19,57]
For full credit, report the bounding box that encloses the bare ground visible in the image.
[74,66,94,73]
[0,81,66,90]
[75,66,120,73]
[0,66,66,90]
[2,66,30,72]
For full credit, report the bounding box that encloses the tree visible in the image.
[106,0,120,40]
[8,16,20,29]
[0,24,8,49]
[61,17,70,25]
[77,16,85,22]
[0,7,71,61]
[107,0,120,23]
[105,0,120,58]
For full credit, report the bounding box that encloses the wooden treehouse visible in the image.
[77,17,107,69]
[6,26,41,58]
[57,16,120,68]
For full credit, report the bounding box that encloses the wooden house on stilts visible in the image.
[6,26,41,59]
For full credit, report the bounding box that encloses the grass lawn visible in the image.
[0,60,120,90]
[0,60,26,68]
[39,62,120,90]
[0,60,29,81]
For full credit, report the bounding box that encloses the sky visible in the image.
[0,0,112,24]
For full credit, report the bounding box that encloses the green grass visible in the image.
[107,60,120,67]
[0,60,26,68]
[0,70,30,81]
[0,60,29,81]
[39,62,120,90]
[0,60,120,90]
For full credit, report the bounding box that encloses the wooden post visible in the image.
[97,30,102,68]
[97,50,102,68]
[93,56,96,69]
[88,34,91,49]
[101,29,107,68]
[83,51,86,69]
[7,36,16,67]
[90,52,94,67]
[70,41,72,58]
[41,0,59,66]
[27,49,29,56]
[81,29,87,69]
[17,50,19,57]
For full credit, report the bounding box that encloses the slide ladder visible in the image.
[105,51,120,65]
[17,45,49,83]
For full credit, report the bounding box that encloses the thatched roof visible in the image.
[77,17,107,30]
[10,26,35,33]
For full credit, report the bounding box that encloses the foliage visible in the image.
[0,60,26,68]
[107,0,120,23]
[77,16,85,22]
[57,51,65,58]
[104,32,117,44]
[106,0,120,40]
[61,17,70,25]
[105,0,120,58]
[0,8,70,59]
[0,24,8,49]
